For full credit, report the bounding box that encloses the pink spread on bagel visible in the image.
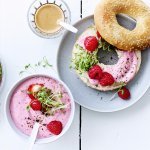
[76,29,138,84]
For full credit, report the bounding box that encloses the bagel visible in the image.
[71,26,141,91]
[94,0,150,51]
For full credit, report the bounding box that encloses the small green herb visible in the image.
[99,39,115,52]
[35,56,52,68]
[27,86,66,116]
[19,57,53,75]
[71,44,98,73]
[26,105,31,111]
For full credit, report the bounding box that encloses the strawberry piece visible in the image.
[99,72,115,86]
[97,31,101,38]
[118,87,130,100]
[30,100,42,111]
[88,65,103,80]
[84,36,98,52]
[47,121,63,135]
[27,84,44,99]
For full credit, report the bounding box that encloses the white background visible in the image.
[0,0,150,150]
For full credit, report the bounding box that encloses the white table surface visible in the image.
[0,0,150,150]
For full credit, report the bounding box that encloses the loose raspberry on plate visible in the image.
[99,72,115,86]
[30,99,42,111]
[84,36,98,52]
[27,84,44,99]
[118,87,130,100]
[47,121,63,135]
[96,31,101,38]
[88,65,103,80]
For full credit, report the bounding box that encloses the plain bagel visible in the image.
[94,0,150,51]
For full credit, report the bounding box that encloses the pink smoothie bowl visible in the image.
[4,74,75,144]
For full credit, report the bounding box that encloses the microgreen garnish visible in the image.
[19,57,52,75]
[71,44,98,73]
[0,63,2,81]
[27,86,66,116]
[26,105,31,111]
[98,39,115,52]
[35,56,52,68]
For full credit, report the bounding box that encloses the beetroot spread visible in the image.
[77,28,138,84]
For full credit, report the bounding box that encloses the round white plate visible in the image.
[57,15,150,112]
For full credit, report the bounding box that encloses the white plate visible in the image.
[57,15,150,112]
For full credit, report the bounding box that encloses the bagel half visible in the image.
[94,0,150,51]
[72,26,141,91]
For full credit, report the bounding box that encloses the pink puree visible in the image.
[10,76,71,139]
[77,31,138,83]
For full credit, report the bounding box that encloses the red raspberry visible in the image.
[27,84,44,99]
[47,121,63,135]
[30,100,42,111]
[84,36,98,52]
[97,31,101,38]
[88,65,103,80]
[99,72,115,86]
[118,87,130,100]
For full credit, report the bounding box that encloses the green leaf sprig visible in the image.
[70,44,98,74]
[98,39,115,52]
[19,57,52,75]
[27,86,66,116]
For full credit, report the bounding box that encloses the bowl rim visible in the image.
[4,73,75,144]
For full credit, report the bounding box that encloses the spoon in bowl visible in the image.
[28,122,40,150]
[57,20,78,33]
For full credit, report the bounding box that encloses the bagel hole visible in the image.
[98,48,119,65]
[116,14,136,31]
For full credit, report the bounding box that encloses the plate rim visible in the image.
[56,15,150,112]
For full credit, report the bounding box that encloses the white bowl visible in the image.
[5,74,75,144]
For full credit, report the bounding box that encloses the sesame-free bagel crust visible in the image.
[94,0,150,51]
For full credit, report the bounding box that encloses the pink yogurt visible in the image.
[10,76,71,139]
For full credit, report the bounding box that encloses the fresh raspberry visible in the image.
[99,72,115,86]
[47,121,63,135]
[97,31,101,38]
[118,87,130,100]
[27,84,44,99]
[84,36,98,52]
[88,65,103,80]
[30,100,42,111]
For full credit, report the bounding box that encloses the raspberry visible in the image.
[30,100,42,111]
[88,65,103,80]
[27,84,44,99]
[84,36,98,52]
[99,72,115,86]
[118,87,130,100]
[47,121,63,135]
[97,31,101,38]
